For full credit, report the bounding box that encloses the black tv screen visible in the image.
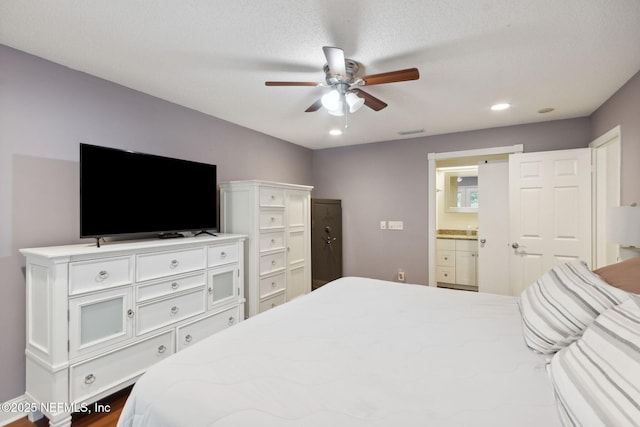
[80,143,217,238]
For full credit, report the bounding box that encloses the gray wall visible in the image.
[312,119,592,284]
[311,68,640,287]
[0,45,313,401]
[590,71,640,206]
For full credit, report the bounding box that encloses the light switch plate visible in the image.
[388,221,404,230]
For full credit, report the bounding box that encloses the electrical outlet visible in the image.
[397,270,405,282]
[380,221,387,230]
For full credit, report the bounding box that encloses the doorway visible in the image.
[428,145,524,291]
[590,126,621,267]
[311,199,343,290]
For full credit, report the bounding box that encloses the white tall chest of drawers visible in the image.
[220,181,313,318]
[20,234,245,427]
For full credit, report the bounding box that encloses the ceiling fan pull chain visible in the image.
[344,102,349,129]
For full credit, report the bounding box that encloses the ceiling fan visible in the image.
[265,46,419,116]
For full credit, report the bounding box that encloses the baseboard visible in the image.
[0,394,30,426]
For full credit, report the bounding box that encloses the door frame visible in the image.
[427,144,523,287]
[589,125,621,267]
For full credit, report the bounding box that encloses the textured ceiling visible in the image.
[1,0,639,150]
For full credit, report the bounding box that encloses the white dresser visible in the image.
[220,180,313,318]
[20,234,245,427]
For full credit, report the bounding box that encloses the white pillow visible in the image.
[548,295,640,426]
[519,260,630,354]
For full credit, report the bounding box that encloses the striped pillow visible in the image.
[519,260,630,354]
[548,296,640,426]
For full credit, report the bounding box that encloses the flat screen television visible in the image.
[80,143,217,242]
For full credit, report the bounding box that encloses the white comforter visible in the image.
[118,277,560,426]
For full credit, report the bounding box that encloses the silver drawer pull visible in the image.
[271,194,275,199]
[271,281,276,288]
[97,270,109,280]
[208,287,213,295]
[84,374,96,384]
[171,282,179,290]
[127,309,134,318]
[228,316,235,325]
[220,251,227,258]
[185,334,192,343]
[170,259,179,268]
[170,306,179,315]
[271,303,276,308]
[444,257,448,261]
[271,260,276,266]
[157,345,166,354]
[271,238,276,244]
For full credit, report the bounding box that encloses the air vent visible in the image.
[398,129,424,136]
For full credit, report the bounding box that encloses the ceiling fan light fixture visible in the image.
[321,89,340,111]
[327,103,345,116]
[346,92,365,113]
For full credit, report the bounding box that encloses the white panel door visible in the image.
[509,148,591,296]
[477,160,510,295]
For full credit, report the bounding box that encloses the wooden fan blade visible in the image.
[305,99,323,112]
[361,68,419,86]
[322,46,347,77]
[265,81,320,86]
[352,89,387,111]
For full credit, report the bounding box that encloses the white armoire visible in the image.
[220,180,313,318]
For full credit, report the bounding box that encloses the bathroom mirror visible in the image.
[444,171,478,213]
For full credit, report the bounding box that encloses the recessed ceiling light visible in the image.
[329,129,342,136]
[490,103,511,111]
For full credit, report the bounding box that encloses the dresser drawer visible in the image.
[259,292,285,313]
[259,231,285,252]
[259,251,285,275]
[259,210,285,229]
[70,331,173,403]
[136,272,205,303]
[136,247,205,282]
[208,243,238,267]
[177,306,240,351]
[436,250,455,267]
[137,289,205,335]
[259,187,285,207]
[436,266,455,283]
[69,256,133,295]
[259,272,285,297]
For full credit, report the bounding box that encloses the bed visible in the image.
[117,260,640,427]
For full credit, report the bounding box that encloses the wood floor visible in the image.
[6,387,131,427]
